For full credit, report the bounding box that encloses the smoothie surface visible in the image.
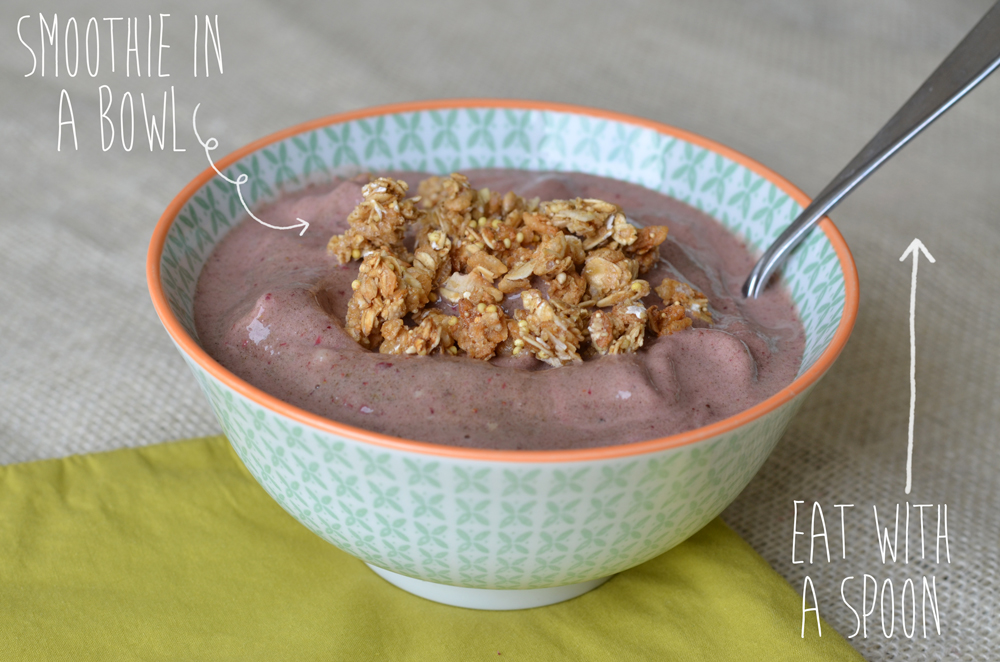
[194,170,804,450]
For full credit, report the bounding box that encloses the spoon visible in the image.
[742,0,1000,299]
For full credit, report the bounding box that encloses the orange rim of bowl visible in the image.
[147,98,859,463]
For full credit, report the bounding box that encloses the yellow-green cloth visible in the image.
[0,436,862,661]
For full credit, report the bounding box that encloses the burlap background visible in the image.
[2,1,997,659]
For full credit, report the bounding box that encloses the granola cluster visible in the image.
[326,173,712,365]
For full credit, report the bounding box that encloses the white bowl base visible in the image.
[366,564,612,610]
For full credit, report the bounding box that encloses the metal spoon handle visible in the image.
[742,0,1000,298]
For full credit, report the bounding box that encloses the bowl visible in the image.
[147,99,858,610]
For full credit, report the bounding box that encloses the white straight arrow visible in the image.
[899,238,936,494]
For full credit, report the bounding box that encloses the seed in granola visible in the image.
[427,231,446,250]
[477,302,487,313]
[518,320,528,330]
[556,272,567,285]
[503,238,512,248]
[516,232,524,243]
[352,249,361,260]
[486,304,497,313]
[476,242,485,250]
[351,280,360,290]
[448,345,458,355]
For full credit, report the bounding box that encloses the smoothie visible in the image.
[194,171,804,450]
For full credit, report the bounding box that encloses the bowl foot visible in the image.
[366,564,612,610]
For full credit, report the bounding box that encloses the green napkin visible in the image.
[0,436,862,661]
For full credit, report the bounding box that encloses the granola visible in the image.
[380,313,456,356]
[327,177,418,263]
[515,289,585,366]
[345,251,422,349]
[327,173,711,363]
[452,299,509,360]
[654,277,712,323]
[647,303,693,336]
[589,303,648,354]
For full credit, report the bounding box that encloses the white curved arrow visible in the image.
[899,238,935,494]
[192,104,309,236]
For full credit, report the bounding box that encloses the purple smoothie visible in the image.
[194,171,804,450]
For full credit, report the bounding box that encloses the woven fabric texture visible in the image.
[1,1,997,659]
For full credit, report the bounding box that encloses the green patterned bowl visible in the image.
[148,100,858,610]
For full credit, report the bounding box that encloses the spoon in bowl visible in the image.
[742,0,1000,299]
